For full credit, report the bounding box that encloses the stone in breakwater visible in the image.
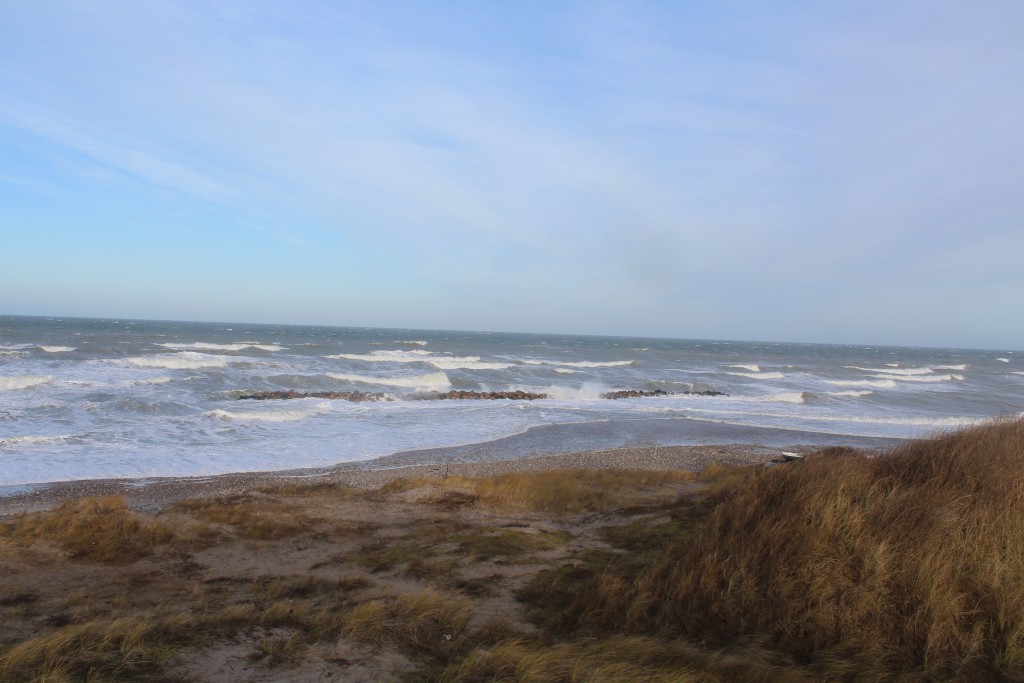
[410,390,549,401]
[238,390,391,402]
[601,389,727,399]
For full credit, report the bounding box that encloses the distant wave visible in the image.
[159,342,283,352]
[206,401,331,422]
[39,346,75,352]
[0,434,73,447]
[997,358,1011,363]
[328,371,451,391]
[728,364,761,372]
[328,350,512,370]
[825,379,898,389]
[872,373,963,383]
[522,359,635,368]
[935,364,967,371]
[554,368,576,374]
[847,366,934,375]
[0,375,52,391]
[726,371,785,380]
[127,352,230,369]
[829,390,874,397]
[395,340,428,346]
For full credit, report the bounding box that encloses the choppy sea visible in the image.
[1,315,1021,487]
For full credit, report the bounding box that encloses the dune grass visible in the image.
[554,417,1024,679]
[382,467,695,512]
[1,496,175,563]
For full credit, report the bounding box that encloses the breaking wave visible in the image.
[729,364,761,372]
[206,401,331,422]
[825,379,898,389]
[127,353,231,369]
[0,375,52,391]
[872,373,963,383]
[159,342,283,352]
[327,371,451,391]
[39,346,75,352]
[328,350,512,370]
[522,359,635,368]
[726,371,785,380]
[554,368,576,374]
[0,434,72,447]
[847,366,934,375]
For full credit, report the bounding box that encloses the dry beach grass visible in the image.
[1,419,1022,681]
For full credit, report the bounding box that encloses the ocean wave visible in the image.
[749,392,806,403]
[872,373,963,383]
[395,340,428,346]
[327,371,451,391]
[206,401,331,422]
[126,352,231,370]
[824,379,898,389]
[935,364,967,371]
[328,350,511,370]
[39,346,76,352]
[847,366,934,375]
[522,359,635,368]
[536,383,609,400]
[997,358,1011,363]
[554,368,576,374]
[0,434,72,447]
[0,350,27,357]
[728,364,761,372]
[159,342,284,352]
[829,390,874,397]
[725,371,785,380]
[129,377,174,385]
[0,375,52,391]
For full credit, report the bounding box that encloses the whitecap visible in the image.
[0,434,72,447]
[824,379,898,389]
[39,346,76,352]
[396,340,428,346]
[327,371,451,391]
[328,350,511,370]
[0,375,52,391]
[750,392,806,403]
[522,359,635,368]
[725,371,785,380]
[554,368,576,374]
[935,364,967,371]
[206,401,331,422]
[728,364,761,372]
[872,373,963,383]
[847,366,934,375]
[126,352,230,370]
[997,358,1011,363]
[159,342,283,352]
[828,390,873,397]
[536,383,609,400]
[130,377,174,385]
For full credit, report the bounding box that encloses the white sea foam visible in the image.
[206,401,331,422]
[39,346,75,352]
[935,364,967,371]
[327,371,451,391]
[825,379,898,389]
[159,342,283,352]
[998,358,1011,362]
[538,383,609,400]
[728,364,761,372]
[554,368,577,374]
[0,434,72,447]
[0,350,27,357]
[130,377,174,385]
[396,340,428,346]
[328,350,511,370]
[750,392,806,403]
[725,371,785,380]
[126,352,230,369]
[829,390,874,397]
[522,359,634,368]
[1012,372,1024,376]
[0,375,52,391]
[847,366,934,375]
[872,373,963,383]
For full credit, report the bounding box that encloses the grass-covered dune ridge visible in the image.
[2,420,1023,681]
[567,417,1024,679]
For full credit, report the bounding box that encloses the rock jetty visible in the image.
[237,390,390,402]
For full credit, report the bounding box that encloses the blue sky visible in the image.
[2,1,1022,350]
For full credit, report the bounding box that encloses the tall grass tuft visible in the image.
[2,496,174,563]
[574,417,1024,679]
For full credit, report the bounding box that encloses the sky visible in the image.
[1,1,1022,350]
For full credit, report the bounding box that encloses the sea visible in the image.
[1,315,1022,488]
